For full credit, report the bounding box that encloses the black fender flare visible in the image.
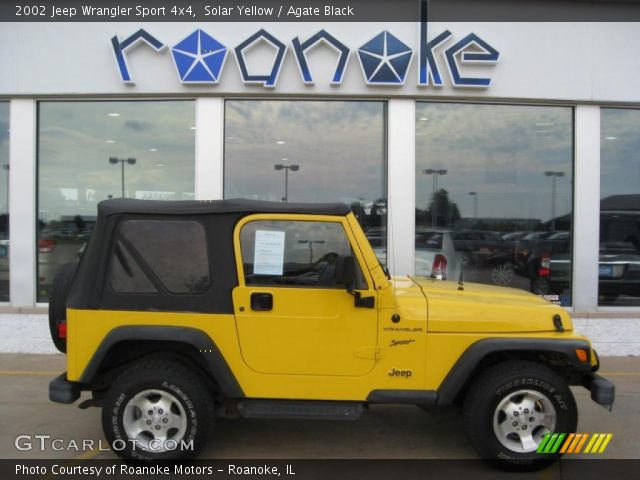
[78,325,244,398]
[436,338,591,405]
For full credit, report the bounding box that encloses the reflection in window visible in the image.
[109,241,158,294]
[599,109,640,306]
[224,100,387,263]
[240,220,362,289]
[0,103,8,302]
[120,220,210,294]
[37,101,195,302]
[415,103,573,306]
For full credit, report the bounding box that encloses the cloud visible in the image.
[415,103,573,221]
[224,100,386,204]
[37,101,195,220]
[124,120,152,132]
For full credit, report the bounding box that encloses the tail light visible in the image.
[57,321,67,339]
[431,254,448,280]
[39,238,57,253]
[538,253,550,277]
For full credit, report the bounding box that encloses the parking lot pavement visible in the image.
[1,353,638,466]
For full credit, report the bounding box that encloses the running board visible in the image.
[237,399,364,421]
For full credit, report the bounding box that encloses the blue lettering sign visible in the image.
[111,24,500,89]
[418,26,452,87]
[292,30,350,85]
[357,31,413,85]
[234,29,287,88]
[445,33,500,88]
[111,29,165,84]
[171,29,228,84]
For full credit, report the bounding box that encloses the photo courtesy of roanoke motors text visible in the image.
[0,0,639,479]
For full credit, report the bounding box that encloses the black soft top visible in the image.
[69,198,352,313]
[98,198,352,217]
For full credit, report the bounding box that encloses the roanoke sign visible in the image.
[111,22,499,89]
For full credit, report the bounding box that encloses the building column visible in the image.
[9,99,37,307]
[387,99,416,276]
[195,97,224,200]
[572,105,600,312]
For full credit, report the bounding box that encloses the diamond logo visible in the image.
[171,29,228,83]
[357,31,413,85]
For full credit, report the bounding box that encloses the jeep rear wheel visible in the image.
[101,359,213,460]
[463,361,577,470]
[48,261,78,353]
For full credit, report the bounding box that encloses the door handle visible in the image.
[250,292,273,311]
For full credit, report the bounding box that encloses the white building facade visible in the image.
[0,18,639,354]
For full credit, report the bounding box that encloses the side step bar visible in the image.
[237,399,364,421]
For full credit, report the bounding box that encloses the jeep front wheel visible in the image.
[463,361,577,470]
[101,358,213,460]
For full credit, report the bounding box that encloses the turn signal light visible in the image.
[575,348,588,362]
[57,321,67,339]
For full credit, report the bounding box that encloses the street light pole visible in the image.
[468,191,478,217]
[274,163,300,202]
[544,171,565,231]
[109,157,137,197]
[424,169,447,227]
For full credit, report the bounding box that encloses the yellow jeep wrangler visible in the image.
[49,199,614,468]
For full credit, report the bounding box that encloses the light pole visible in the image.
[274,163,300,202]
[544,171,565,231]
[424,169,447,227]
[298,239,325,263]
[468,191,478,218]
[109,157,136,197]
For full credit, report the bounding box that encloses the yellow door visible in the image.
[232,215,378,377]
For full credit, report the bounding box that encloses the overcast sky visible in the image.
[38,101,195,221]
[28,100,640,225]
[415,103,574,223]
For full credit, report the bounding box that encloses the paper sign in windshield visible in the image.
[254,230,286,275]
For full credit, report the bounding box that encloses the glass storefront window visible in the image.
[600,109,640,306]
[224,100,387,261]
[415,103,573,306]
[37,100,195,302]
[0,103,9,302]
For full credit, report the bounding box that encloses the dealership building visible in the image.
[0,4,639,353]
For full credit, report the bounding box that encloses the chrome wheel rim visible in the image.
[491,263,514,286]
[122,389,187,452]
[492,389,556,453]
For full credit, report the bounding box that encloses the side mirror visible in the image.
[335,255,355,288]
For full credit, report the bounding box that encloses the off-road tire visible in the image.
[463,361,577,471]
[531,276,551,295]
[101,358,214,461]
[48,260,78,353]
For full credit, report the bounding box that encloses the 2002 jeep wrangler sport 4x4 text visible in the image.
[49,199,614,469]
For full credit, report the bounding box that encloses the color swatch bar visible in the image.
[536,433,613,454]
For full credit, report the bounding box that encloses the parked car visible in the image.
[372,228,461,279]
[49,198,613,469]
[515,231,570,294]
[450,230,516,286]
[547,210,640,303]
[38,216,94,299]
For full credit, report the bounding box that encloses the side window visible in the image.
[240,220,365,289]
[109,241,158,294]
[111,219,210,295]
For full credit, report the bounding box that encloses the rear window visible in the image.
[112,219,210,295]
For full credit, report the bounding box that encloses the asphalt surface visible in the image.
[0,354,638,478]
